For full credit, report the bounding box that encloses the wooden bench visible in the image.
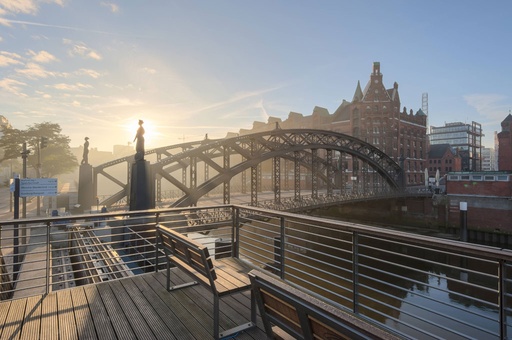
[248,269,401,340]
[156,224,256,339]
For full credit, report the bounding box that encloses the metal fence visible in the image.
[1,205,512,339]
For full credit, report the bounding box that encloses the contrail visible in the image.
[1,18,150,38]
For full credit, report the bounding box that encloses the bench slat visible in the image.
[156,224,256,340]
[249,269,401,340]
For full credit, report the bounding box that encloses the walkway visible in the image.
[0,270,266,339]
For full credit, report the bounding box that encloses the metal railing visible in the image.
[1,205,512,339]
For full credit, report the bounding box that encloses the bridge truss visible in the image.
[93,129,403,208]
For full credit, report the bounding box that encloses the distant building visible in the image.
[429,121,483,171]
[236,62,427,187]
[497,113,512,171]
[481,147,496,171]
[330,62,428,186]
[427,144,461,178]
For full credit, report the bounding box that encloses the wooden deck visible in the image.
[0,269,267,339]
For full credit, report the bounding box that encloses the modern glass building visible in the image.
[429,121,482,171]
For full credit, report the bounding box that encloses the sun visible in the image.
[127,118,158,147]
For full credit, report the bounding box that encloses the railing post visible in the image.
[155,224,159,273]
[46,221,51,295]
[279,217,286,279]
[233,206,239,258]
[352,231,359,314]
[499,260,507,340]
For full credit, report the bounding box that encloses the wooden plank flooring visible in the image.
[0,269,267,339]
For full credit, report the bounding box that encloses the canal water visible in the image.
[236,214,507,339]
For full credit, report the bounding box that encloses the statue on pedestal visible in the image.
[134,119,145,161]
[81,137,89,165]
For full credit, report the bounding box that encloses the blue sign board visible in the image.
[18,178,58,197]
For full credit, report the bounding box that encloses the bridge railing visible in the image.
[1,205,512,339]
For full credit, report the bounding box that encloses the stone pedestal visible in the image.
[78,164,94,212]
[130,160,154,211]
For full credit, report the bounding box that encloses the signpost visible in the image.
[10,177,57,282]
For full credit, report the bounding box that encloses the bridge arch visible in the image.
[156,129,403,207]
[92,129,403,208]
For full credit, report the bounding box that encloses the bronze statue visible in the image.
[81,137,89,165]
[134,119,145,161]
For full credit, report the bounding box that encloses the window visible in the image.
[497,175,509,181]
[461,175,470,180]
[484,175,494,181]
[472,175,482,181]
[448,175,459,181]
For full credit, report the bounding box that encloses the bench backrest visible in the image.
[249,270,399,340]
[157,225,217,284]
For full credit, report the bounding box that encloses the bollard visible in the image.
[460,202,468,242]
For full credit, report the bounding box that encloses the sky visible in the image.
[0,1,511,152]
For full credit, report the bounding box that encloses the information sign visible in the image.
[19,178,58,197]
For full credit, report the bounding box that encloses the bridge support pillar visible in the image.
[130,160,155,211]
[78,164,94,212]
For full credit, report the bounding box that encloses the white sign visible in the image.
[19,178,58,197]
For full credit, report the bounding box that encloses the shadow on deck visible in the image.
[0,269,266,339]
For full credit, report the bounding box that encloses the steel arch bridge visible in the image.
[92,129,403,209]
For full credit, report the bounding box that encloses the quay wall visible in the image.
[311,195,512,247]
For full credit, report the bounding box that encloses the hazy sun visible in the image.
[126,118,158,147]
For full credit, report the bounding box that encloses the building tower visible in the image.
[497,112,512,171]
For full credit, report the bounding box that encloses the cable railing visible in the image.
[1,205,512,339]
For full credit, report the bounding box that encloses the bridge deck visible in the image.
[0,270,266,339]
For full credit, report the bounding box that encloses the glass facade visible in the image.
[429,121,482,171]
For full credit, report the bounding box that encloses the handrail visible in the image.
[0,204,510,338]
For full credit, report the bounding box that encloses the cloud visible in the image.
[189,85,283,116]
[101,2,119,13]
[0,0,65,26]
[28,50,58,63]
[16,62,55,79]
[0,51,22,66]
[87,50,102,60]
[50,82,92,91]
[0,0,38,16]
[464,93,509,125]
[0,77,27,96]
[76,68,101,78]
[63,39,102,60]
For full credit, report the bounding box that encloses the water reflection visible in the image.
[238,216,506,339]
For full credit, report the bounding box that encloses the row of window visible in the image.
[429,159,453,164]
[429,167,453,172]
[448,174,509,182]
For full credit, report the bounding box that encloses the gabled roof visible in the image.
[428,144,454,159]
[361,78,392,102]
[502,113,512,123]
[416,109,427,116]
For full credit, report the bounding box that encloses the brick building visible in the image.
[498,113,512,171]
[427,144,461,178]
[446,172,512,233]
[328,62,427,185]
[236,62,427,186]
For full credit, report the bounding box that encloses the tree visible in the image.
[0,122,78,178]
